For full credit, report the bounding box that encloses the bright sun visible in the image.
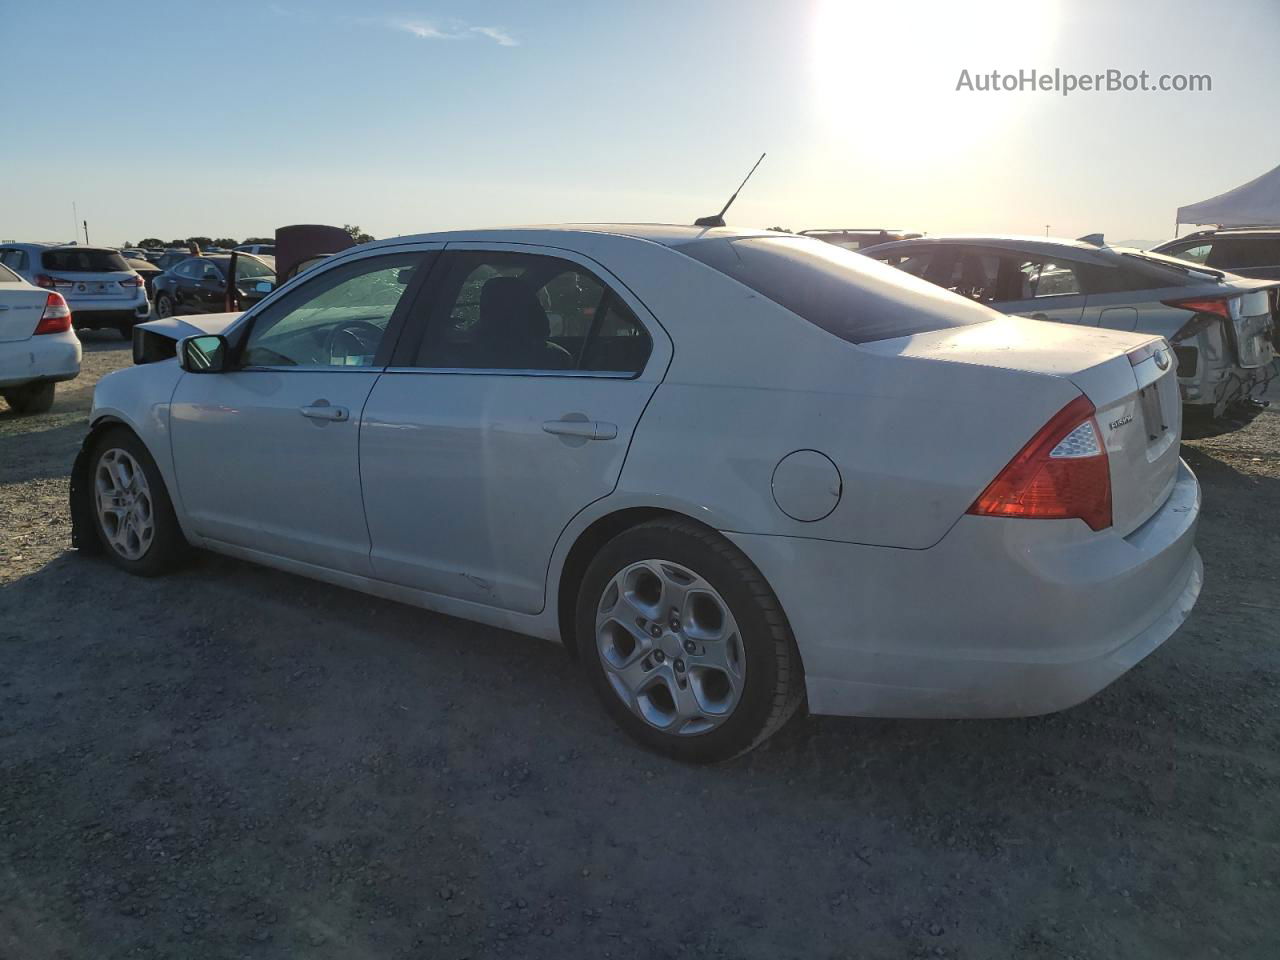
[810,0,1061,161]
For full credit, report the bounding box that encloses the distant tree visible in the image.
[186,236,213,250]
[242,237,272,245]
[343,224,375,245]
[138,238,164,248]
[213,238,239,249]
[166,239,186,248]
[766,226,793,233]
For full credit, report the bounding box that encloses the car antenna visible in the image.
[694,152,766,228]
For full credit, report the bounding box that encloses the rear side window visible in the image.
[41,248,129,273]
[682,236,990,343]
[413,252,652,374]
[1206,238,1280,269]
[0,249,28,271]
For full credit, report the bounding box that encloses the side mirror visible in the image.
[178,334,228,373]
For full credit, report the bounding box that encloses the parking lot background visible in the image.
[2,336,1278,958]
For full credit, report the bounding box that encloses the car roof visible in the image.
[1172,227,1280,238]
[865,235,1114,259]
[359,223,782,251]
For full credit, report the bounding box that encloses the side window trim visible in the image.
[231,249,440,372]
[388,246,656,379]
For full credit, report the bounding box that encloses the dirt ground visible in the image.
[2,335,1278,959]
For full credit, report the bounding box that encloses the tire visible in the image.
[2,381,55,414]
[576,518,804,762]
[154,292,174,319]
[117,321,134,340]
[88,427,187,576]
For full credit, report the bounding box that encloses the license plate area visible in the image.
[1139,383,1168,443]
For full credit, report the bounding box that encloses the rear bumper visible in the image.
[73,306,150,328]
[0,332,82,388]
[728,458,1202,719]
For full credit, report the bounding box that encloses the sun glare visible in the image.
[811,0,1060,161]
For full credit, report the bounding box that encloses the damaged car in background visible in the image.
[864,235,1278,420]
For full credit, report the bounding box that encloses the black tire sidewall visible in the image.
[155,294,173,318]
[577,523,788,763]
[89,428,183,576]
[5,381,54,414]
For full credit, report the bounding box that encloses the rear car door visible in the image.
[169,248,437,574]
[359,244,671,614]
[194,260,226,312]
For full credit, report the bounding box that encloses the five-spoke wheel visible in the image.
[94,448,155,561]
[578,518,803,762]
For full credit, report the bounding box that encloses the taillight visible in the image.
[34,273,56,289]
[967,394,1112,531]
[1162,296,1235,343]
[119,275,145,288]
[34,292,72,335]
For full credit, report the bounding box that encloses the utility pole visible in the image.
[72,202,78,243]
[1045,224,1050,236]
[83,220,90,245]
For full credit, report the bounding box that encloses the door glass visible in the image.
[417,252,650,374]
[1033,261,1083,297]
[1170,242,1212,264]
[241,254,420,368]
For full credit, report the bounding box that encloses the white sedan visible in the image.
[70,226,1202,761]
[0,264,80,414]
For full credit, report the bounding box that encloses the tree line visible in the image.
[121,225,375,249]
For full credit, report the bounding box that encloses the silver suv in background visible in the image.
[863,235,1278,419]
[1150,228,1280,281]
[0,244,149,339]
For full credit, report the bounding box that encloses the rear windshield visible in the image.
[41,248,130,273]
[678,235,992,343]
[0,264,19,283]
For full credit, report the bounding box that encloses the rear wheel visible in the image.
[577,518,804,762]
[89,427,186,576]
[154,292,174,319]
[2,381,55,414]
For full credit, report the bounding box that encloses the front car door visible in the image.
[985,251,1088,325]
[169,248,437,574]
[359,243,671,614]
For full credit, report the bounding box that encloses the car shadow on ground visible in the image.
[3,438,1279,957]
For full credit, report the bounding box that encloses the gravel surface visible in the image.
[2,338,1279,959]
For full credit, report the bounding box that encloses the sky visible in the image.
[3,0,1279,248]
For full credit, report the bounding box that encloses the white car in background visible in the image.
[0,243,150,339]
[71,226,1202,761]
[0,263,80,414]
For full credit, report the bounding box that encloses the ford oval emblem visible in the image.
[1155,350,1170,371]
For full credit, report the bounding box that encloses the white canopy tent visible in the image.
[1176,162,1280,230]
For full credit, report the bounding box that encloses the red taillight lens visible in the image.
[967,394,1112,531]
[1162,296,1235,343]
[1161,296,1232,319]
[119,275,145,288]
[34,292,72,335]
[34,273,56,289]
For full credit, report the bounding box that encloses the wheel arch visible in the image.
[69,415,131,553]
[554,506,794,663]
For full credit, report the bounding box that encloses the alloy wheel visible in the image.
[94,448,155,560]
[595,559,746,735]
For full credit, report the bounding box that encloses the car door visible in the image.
[359,244,671,614]
[168,248,437,574]
[193,260,226,312]
[168,260,201,311]
[987,252,1088,325]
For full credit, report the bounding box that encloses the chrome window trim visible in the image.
[381,366,636,379]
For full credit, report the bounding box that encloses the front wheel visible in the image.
[2,381,55,414]
[577,518,804,762]
[89,427,186,575]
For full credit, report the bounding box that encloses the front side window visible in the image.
[234,256,274,280]
[414,252,651,375]
[1167,241,1213,264]
[173,260,199,279]
[240,253,421,369]
[1207,238,1280,269]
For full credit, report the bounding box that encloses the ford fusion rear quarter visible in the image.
[74,226,1203,761]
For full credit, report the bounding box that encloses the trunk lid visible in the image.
[862,316,1182,536]
[0,285,53,342]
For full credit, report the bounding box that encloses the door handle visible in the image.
[300,401,349,422]
[542,418,617,440]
